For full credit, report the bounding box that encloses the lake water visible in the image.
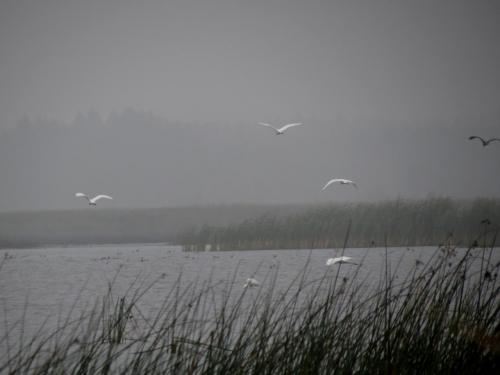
[0,244,498,357]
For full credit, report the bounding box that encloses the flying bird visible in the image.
[75,193,113,206]
[243,278,260,288]
[326,256,358,266]
[258,122,303,135]
[322,179,358,190]
[468,136,500,147]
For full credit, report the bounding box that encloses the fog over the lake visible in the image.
[1,0,499,212]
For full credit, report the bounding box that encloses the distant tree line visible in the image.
[177,198,500,251]
[0,204,303,248]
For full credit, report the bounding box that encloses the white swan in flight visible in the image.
[243,278,260,288]
[322,179,358,190]
[326,256,358,266]
[258,122,303,135]
[75,192,113,206]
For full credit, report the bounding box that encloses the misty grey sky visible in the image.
[1,0,500,128]
[1,0,500,212]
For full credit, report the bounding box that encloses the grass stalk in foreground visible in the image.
[1,237,499,374]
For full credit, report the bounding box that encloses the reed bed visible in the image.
[1,235,499,374]
[179,198,500,251]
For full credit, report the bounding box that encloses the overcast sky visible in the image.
[1,0,500,211]
[1,0,500,127]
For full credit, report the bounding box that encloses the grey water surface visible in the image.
[0,244,497,356]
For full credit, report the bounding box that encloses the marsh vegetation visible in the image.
[1,234,499,374]
[179,198,500,251]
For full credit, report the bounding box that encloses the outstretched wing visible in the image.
[323,179,358,190]
[325,258,336,265]
[327,256,357,265]
[75,192,89,201]
[322,179,341,190]
[485,138,500,145]
[469,136,485,144]
[90,195,113,203]
[339,256,352,262]
[277,123,303,132]
[258,122,278,131]
[326,257,348,265]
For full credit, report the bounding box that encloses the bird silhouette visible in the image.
[326,256,358,266]
[322,179,358,190]
[75,192,113,206]
[243,278,260,288]
[258,122,303,135]
[468,136,500,147]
